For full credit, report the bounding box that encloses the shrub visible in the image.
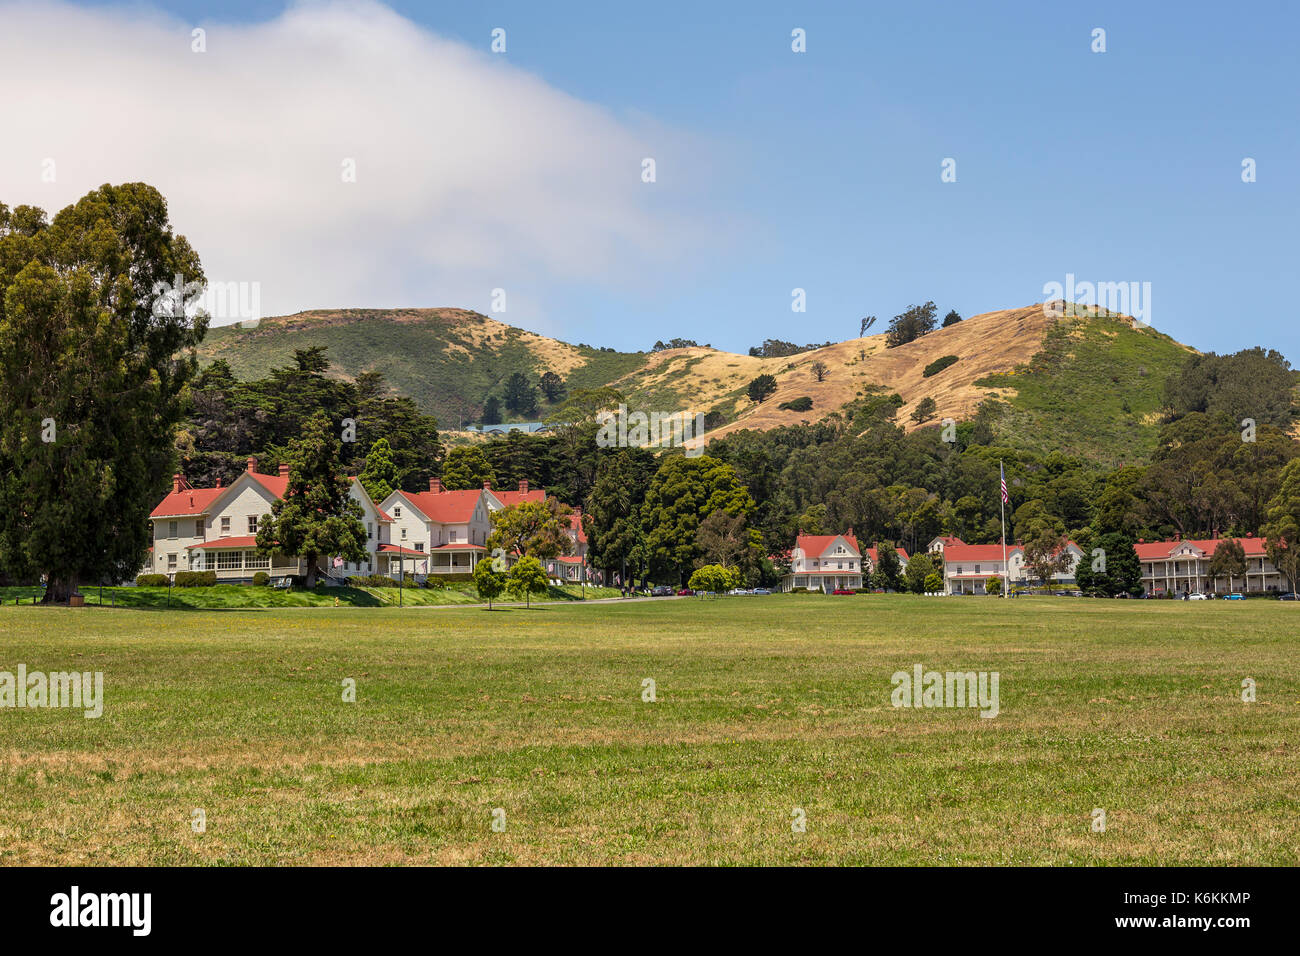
[252,571,269,586]
[778,396,813,412]
[352,574,397,587]
[922,354,959,378]
[135,573,168,587]
[173,570,217,587]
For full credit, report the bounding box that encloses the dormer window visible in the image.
[393,507,401,518]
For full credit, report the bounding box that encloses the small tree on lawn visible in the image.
[256,413,368,588]
[985,575,1002,596]
[473,558,506,610]
[688,563,738,594]
[871,542,904,591]
[507,555,549,608]
[925,571,945,593]
[809,360,829,383]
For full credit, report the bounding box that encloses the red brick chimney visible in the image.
[278,464,289,478]
[429,477,443,494]
[483,480,492,491]
[519,479,528,493]
[172,473,182,493]
[246,456,256,474]
[1174,532,1181,541]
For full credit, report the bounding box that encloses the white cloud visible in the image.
[0,0,718,327]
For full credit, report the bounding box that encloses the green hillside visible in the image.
[198,305,1216,465]
[200,308,649,429]
[975,312,1193,465]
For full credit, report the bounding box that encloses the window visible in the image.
[217,551,242,570]
[168,521,178,538]
[167,553,177,569]
[367,522,373,541]
[393,507,401,518]
[975,564,981,574]
[415,543,425,552]
[220,516,231,535]
[450,530,458,542]
[401,527,407,540]
[245,551,269,570]
[247,516,258,534]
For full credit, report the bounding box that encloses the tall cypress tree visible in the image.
[0,184,207,601]
[256,412,367,587]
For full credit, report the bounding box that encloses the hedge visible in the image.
[778,396,813,412]
[135,574,168,587]
[174,570,217,587]
[252,571,269,586]
[922,354,959,378]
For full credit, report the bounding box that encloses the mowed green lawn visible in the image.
[0,596,1296,865]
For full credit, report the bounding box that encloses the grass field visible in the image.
[0,582,621,609]
[1,595,1296,865]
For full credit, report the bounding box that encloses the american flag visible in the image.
[1000,463,1009,504]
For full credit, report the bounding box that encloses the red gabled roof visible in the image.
[795,533,860,558]
[1135,537,1270,560]
[493,489,546,507]
[402,489,483,523]
[249,472,289,499]
[932,535,965,548]
[150,486,225,519]
[864,546,910,564]
[187,535,259,549]
[431,542,486,551]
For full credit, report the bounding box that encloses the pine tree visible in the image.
[359,436,398,503]
[256,413,367,587]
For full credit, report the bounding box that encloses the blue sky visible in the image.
[28,1,1300,361]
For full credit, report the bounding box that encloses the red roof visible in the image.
[1134,537,1270,560]
[795,533,860,557]
[864,546,910,564]
[431,542,485,551]
[249,472,289,498]
[493,489,546,507]
[942,542,1013,562]
[187,536,259,549]
[150,486,225,518]
[378,544,426,556]
[401,489,483,523]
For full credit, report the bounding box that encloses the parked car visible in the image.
[676,588,694,596]
[1188,593,1208,600]
[752,587,771,595]
[1222,593,1245,600]
[1276,592,1298,601]
[727,588,751,596]
[650,585,674,597]
[831,588,854,595]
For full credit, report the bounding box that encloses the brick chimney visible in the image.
[278,464,289,478]
[1174,532,1181,541]
[429,477,443,494]
[483,480,492,491]
[519,479,529,494]
[172,473,182,493]
[246,456,256,474]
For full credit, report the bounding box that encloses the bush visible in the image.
[352,574,397,588]
[922,354,959,378]
[135,573,168,587]
[252,571,269,586]
[174,570,218,587]
[778,396,813,412]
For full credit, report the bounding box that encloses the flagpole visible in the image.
[1000,460,1008,599]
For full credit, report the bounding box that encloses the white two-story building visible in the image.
[929,535,1083,594]
[147,457,394,582]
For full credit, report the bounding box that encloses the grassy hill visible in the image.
[199,304,1200,464]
